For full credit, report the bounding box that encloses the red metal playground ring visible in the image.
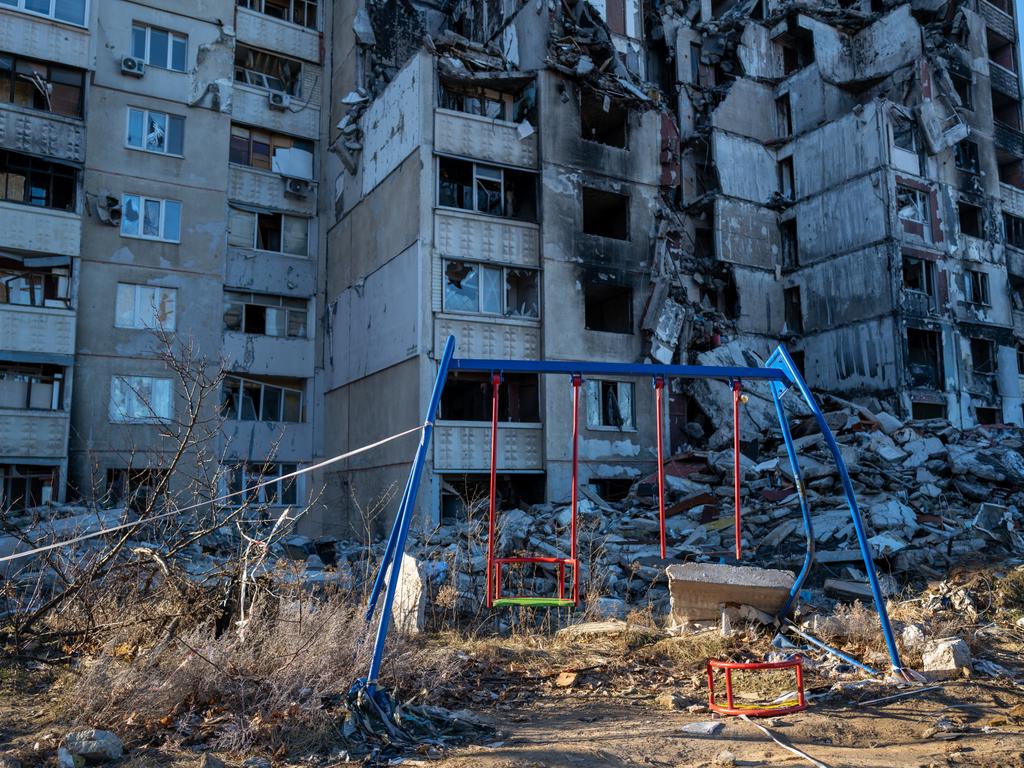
[706,657,807,717]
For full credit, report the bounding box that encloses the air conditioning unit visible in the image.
[284,178,311,198]
[268,91,291,110]
[121,56,146,77]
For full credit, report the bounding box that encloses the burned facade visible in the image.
[1,0,1022,524]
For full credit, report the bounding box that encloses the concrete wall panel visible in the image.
[433,423,543,471]
[793,102,885,198]
[434,110,538,168]
[0,108,86,164]
[225,249,316,297]
[0,11,90,68]
[0,203,80,256]
[236,8,321,63]
[223,333,315,377]
[228,166,318,215]
[0,410,69,459]
[0,307,76,358]
[801,317,899,393]
[234,86,320,138]
[795,172,889,262]
[434,211,539,266]
[434,317,540,359]
[713,133,776,203]
[715,197,779,270]
[361,53,427,196]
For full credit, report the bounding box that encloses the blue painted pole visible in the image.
[783,621,880,676]
[769,380,816,620]
[766,345,904,674]
[364,471,415,622]
[365,335,456,691]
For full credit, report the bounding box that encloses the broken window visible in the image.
[126,107,185,156]
[439,81,510,121]
[221,374,304,422]
[442,260,540,318]
[0,150,76,211]
[0,257,71,308]
[109,375,173,422]
[902,255,934,295]
[906,328,943,388]
[780,218,798,268]
[975,406,999,425]
[586,380,635,430]
[0,54,84,117]
[780,29,814,75]
[224,290,308,337]
[105,468,169,512]
[775,94,792,138]
[439,372,540,422]
[954,140,979,174]
[226,462,298,506]
[0,363,64,410]
[582,187,629,240]
[1017,343,1024,374]
[911,400,946,420]
[952,74,973,110]
[3,0,86,25]
[584,280,632,333]
[230,124,313,178]
[891,114,917,152]
[958,200,983,238]
[437,158,537,221]
[580,90,628,148]
[964,269,991,306]
[0,464,57,510]
[784,285,803,334]
[131,24,188,72]
[115,283,177,331]
[440,473,545,522]
[970,337,997,374]
[121,195,181,242]
[1013,277,1024,311]
[228,206,308,255]
[237,0,318,29]
[234,44,301,96]
[589,478,633,502]
[1005,213,1024,249]
[777,156,795,199]
[896,184,930,238]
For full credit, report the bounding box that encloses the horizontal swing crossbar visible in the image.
[450,358,791,383]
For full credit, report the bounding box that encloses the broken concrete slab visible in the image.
[922,637,972,680]
[666,562,795,623]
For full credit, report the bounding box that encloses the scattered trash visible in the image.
[681,720,724,735]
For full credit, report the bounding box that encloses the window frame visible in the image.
[0,149,77,211]
[120,194,182,243]
[115,282,177,331]
[0,0,88,27]
[108,375,174,423]
[0,53,85,118]
[221,374,305,423]
[970,337,997,375]
[234,44,302,96]
[0,363,64,410]
[227,206,309,256]
[229,123,313,174]
[125,107,185,157]
[954,140,980,174]
[225,462,299,507]
[223,289,309,338]
[585,379,636,431]
[131,23,188,72]
[441,259,540,320]
[237,0,319,30]
[1005,212,1024,249]
[964,269,991,307]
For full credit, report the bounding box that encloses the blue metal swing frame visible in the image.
[357,335,905,698]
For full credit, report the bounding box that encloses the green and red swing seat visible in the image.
[484,373,748,609]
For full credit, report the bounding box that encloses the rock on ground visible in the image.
[922,637,972,680]
[63,730,123,762]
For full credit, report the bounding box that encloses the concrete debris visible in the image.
[681,720,724,735]
[666,562,795,623]
[62,730,123,763]
[921,637,972,680]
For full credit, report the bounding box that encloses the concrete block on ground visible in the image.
[665,562,795,623]
[387,553,427,634]
[922,637,971,680]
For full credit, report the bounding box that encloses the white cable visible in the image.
[0,424,426,564]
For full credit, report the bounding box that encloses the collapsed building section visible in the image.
[318,0,1024,532]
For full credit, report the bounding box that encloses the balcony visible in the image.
[995,121,1024,158]
[901,290,937,318]
[0,203,80,256]
[225,249,315,296]
[221,419,313,463]
[0,305,76,358]
[434,210,539,266]
[434,109,538,169]
[435,317,540,359]
[434,422,543,471]
[228,165,317,216]
[232,85,319,140]
[0,107,85,164]
[1007,245,1024,277]
[235,7,320,63]
[980,0,1016,41]
[222,332,314,378]
[990,61,1020,100]
[0,13,90,69]
[1002,181,1024,214]
[1014,309,1024,335]
[0,409,68,459]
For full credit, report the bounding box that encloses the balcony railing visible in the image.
[902,290,937,318]
[990,61,1021,99]
[995,121,1024,158]
[980,0,1016,41]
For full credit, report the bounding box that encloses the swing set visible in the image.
[358,335,908,701]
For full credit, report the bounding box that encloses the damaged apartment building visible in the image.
[319,0,1024,531]
[2,0,1023,526]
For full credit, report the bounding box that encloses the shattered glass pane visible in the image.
[145,112,167,152]
[283,391,301,422]
[143,199,160,237]
[475,165,503,215]
[121,195,140,236]
[506,269,539,317]
[896,186,926,223]
[444,261,478,312]
[282,215,308,255]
